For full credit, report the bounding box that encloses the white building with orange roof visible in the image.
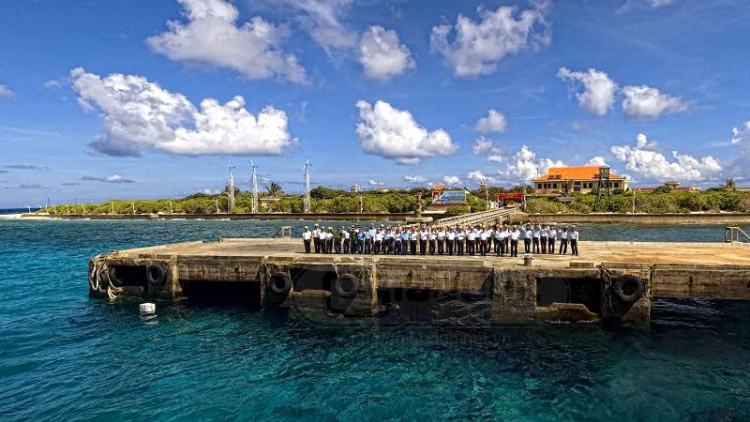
[532,165,629,195]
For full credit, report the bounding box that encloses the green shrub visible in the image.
[444,206,471,216]
[525,198,564,214]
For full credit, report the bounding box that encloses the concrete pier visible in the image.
[89,239,750,327]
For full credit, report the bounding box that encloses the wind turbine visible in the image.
[303,160,311,214]
[227,160,236,213]
[250,161,259,214]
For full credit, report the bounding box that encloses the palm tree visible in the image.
[266,182,284,197]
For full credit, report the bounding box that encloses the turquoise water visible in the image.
[1,219,749,421]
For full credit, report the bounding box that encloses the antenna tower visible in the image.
[227,160,236,213]
[303,160,311,214]
[251,161,259,214]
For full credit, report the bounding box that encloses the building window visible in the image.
[614,182,619,188]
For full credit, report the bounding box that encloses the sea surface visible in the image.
[0,207,42,214]
[1,219,749,421]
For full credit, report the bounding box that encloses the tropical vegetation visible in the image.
[36,181,750,215]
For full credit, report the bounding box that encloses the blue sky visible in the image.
[0,0,749,208]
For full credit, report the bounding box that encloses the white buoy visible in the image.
[139,303,156,316]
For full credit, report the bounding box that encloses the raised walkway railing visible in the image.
[725,226,750,243]
[404,207,520,228]
[271,225,293,239]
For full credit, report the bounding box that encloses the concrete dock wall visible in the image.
[90,256,733,328]
[87,239,750,328]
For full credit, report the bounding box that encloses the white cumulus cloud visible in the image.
[475,109,508,133]
[505,145,564,182]
[487,153,505,163]
[0,84,13,98]
[430,2,551,77]
[472,136,505,162]
[557,67,617,116]
[82,174,135,183]
[147,0,306,83]
[558,67,689,120]
[368,179,384,186]
[404,175,429,184]
[261,0,357,51]
[71,68,294,157]
[105,174,130,183]
[621,85,688,119]
[355,100,458,165]
[586,156,608,166]
[358,26,414,82]
[472,136,493,154]
[443,175,461,185]
[466,170,498,185]
[731,121,750,144]
[610,133,721,182]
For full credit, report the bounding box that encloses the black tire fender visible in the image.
[332,274,359,299]
[269,272,292,296]
[146,263,168,286]
[613,275,644,304]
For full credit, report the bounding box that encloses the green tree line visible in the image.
[525,190,750,214]
[41,186,491,215]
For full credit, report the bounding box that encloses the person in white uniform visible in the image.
[466,227,475,255]
[428,227,437,255]
[532,224,541,254]
[446,227,456,256]
[456,226,466,255]
[559,226,569,255]
[312,223,321,253]
[509,225,520,257]
[547,224,557,254]
[569,225,580,256]
[302,226,312,253]
[523,224,532,254]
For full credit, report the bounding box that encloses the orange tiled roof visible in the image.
[534,166,624,181]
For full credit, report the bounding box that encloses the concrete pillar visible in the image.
[151,259,182,300]
[493,268,604,325]
[331,263,378,317]
[491,269,537,324]
[266,262,378,320]
[261,260,294,307]
[600,266,651,327]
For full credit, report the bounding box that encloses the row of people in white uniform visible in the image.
[302,223,579,256]
[520,223,580,255]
